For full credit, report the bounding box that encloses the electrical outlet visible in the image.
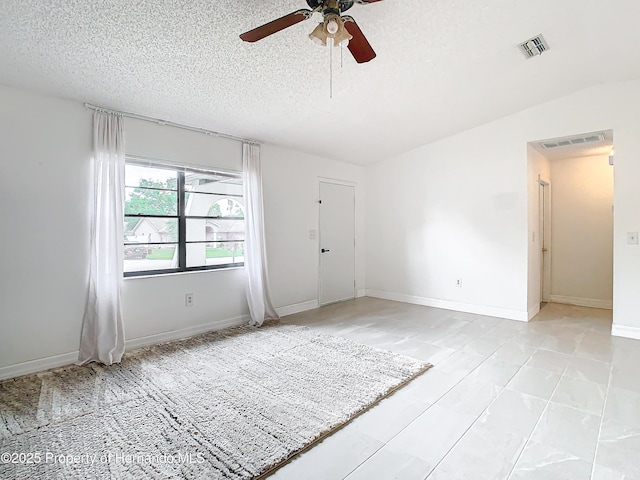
[185,293,194,307]
[456,278,463,288]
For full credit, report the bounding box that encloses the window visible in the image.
[124,159,244,276]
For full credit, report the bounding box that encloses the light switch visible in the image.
[628,232,639,245]
[309,229,317,240]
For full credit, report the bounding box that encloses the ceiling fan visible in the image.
[240,0,384,63]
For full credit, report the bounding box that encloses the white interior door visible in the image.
[319,182,355,306]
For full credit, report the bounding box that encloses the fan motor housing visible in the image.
[306,0,355,12]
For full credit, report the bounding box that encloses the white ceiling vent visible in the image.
[518,34,550,59]
[539,132,605,149]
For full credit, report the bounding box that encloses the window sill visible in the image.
[123,265,244,280]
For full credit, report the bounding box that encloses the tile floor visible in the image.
[267,297,640,480]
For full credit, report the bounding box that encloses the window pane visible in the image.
[186,218,244,242]
[186,242,244,267]
[125,164,178,189]
[125,217,178,243]
[125,187,177,216]
[124,244,177,272]
[185,194,244,218]
[184,171,242,195]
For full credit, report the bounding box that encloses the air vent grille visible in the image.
[519,34,549,59]
[539,133,605,149]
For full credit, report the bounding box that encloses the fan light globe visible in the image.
[309,22,328,46]
[333,27,352,47]
[326,19,339,34]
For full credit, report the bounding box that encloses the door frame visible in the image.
[538,177,551,304]
[318,177,357,306]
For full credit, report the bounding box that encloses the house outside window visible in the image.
[124,159,244,276]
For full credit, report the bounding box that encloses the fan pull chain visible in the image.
[329,38,333,99]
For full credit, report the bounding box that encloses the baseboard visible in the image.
[549,295,613,310]
[276,300,319,317]
[124,315,250,350]
[528,304,541,320]
[357,289,366,298]
[611,324,640,340]
[365,290,529,322]
[0,351,79,381]
[0,315,250,381]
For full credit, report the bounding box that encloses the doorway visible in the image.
[319,181,355,306]
[527,129,614,315]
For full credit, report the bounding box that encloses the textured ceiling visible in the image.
[1,0,639,165]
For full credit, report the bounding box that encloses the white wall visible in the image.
[366,122,528,320]
[0,85,92,372]
[366,80,640,330]
[549,154,613,308]
[0,85,364,377]
[527,146,551,317]
[261,144,366,314]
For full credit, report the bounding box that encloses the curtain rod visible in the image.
[84,103,259,145]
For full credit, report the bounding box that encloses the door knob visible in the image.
[321,248,330,253]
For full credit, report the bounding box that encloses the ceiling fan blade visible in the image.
[342,16,376,63]
[240,9,313,43]
[354,0,385,4]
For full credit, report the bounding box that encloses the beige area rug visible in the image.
[0,323,431,479]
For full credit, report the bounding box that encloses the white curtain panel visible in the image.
[78,112,126,365]
[243,143,279,326]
